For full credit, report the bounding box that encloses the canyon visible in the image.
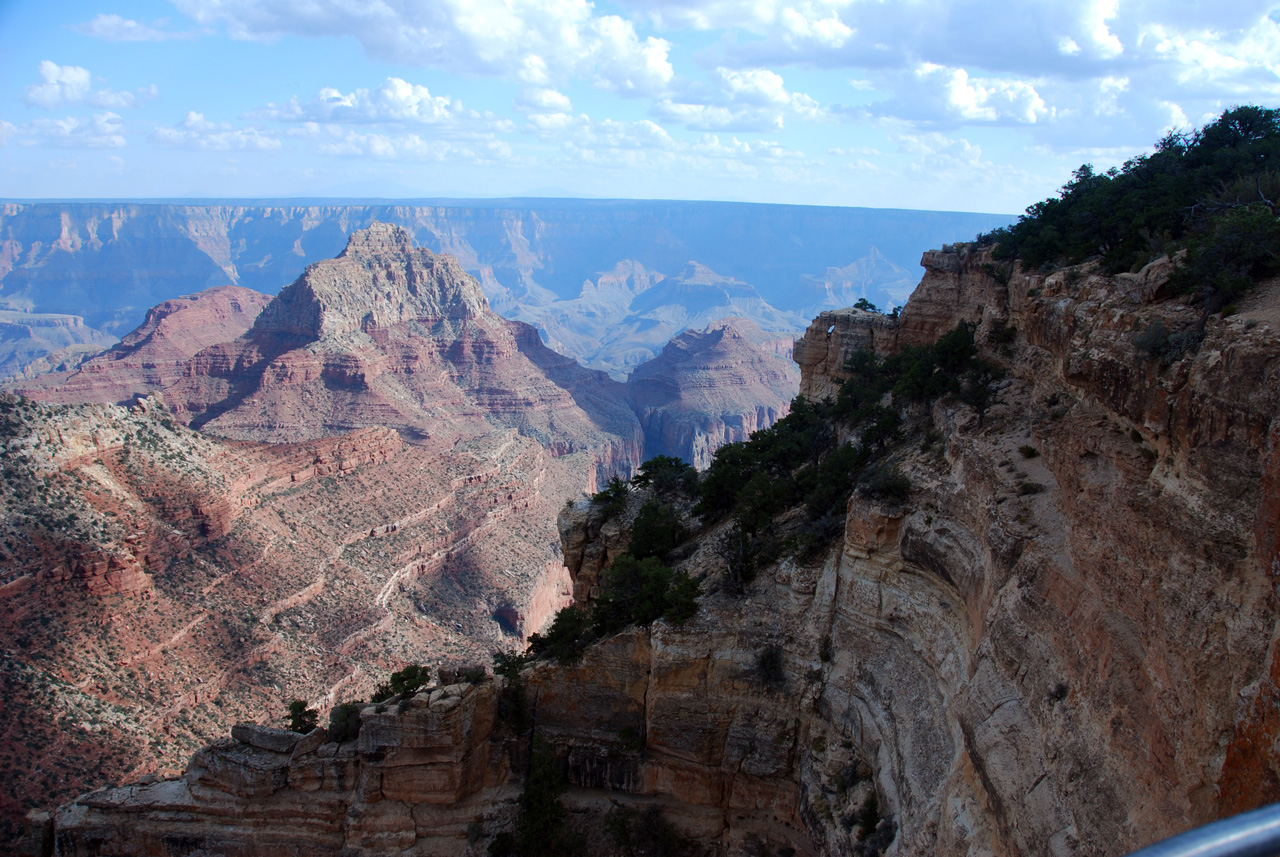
[27,242,1280,856]
[0,224,797,843]
[0,200,1009,377]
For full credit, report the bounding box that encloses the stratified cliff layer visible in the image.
[35,245,1280,857]
[627,318,797,469]
[0,392,587,844]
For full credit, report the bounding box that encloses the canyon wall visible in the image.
[32,245,1280,856]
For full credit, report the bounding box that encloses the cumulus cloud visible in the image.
[24,61,156,110]
[255,78,515,135]
[170,0,674,95]
[516,87,573,114]
[73,14,193,41]
[653,67,826,131]
[19,113,127,148]
[153,112,282,150]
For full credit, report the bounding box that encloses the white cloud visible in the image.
[73,14,192,41]
[915,64,1051,124]
[171,0,674,95]
[653,67,826,131]
[255,78,515,135]
[153,112,282,151]
[314,130,511,162]
[516,87,573,114]
[19,112,127,148]
[24,61,155,110]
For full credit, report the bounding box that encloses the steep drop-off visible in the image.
[37,245,1280,856]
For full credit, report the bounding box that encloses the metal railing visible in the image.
[1127,803,1280,857]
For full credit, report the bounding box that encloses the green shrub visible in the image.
[286,699,318,734]
[329,702,363,743]
[591,475,630,521]
[631,455,697,497]
[755,643,786,689]
[1018,445,1039,459]
[515,737,571,857]
[628,499,687,561]
[371,663,432,702]
[858,466,912,503]
[527,605,593,663]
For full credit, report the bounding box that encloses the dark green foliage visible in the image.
[628,499,687,561]
[329,702,363,743]
[1016,481,1045,496]
[715,522,757,595]
[755,643,786,689]
[858,466,912,503]
[287,699,319,734]
[984,106,1280,309]
[527,605,594,663]
[605,805,696,857]
[632,455,698,497]
[530,556,700,664]
[493,651,533,732]
[591,475,630,521]
[488,832,517,856]
[1018,445,1039,458]
[594,555,699,636]
[1168,200,1280,314]
[854,297,879,312]
[371,663,432,702]
[515,737,571,857]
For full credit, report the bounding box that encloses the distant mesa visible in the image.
[0,309,116,382]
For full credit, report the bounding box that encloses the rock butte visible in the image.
[27,244,1280,856]
[0,225,794,843]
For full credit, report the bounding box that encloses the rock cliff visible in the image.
[36,245,1280,856]
[628,318,797,469]
[14,285,269,403]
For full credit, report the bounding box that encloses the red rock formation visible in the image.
[627,317,797,468]
[12,285,270,404]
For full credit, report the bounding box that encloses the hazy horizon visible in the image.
[3,1,1277,214]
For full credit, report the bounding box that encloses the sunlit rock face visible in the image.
[30,244,1280,857]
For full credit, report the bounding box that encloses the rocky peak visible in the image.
[251,222,490,342]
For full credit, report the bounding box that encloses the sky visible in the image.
[0,1,1278,214]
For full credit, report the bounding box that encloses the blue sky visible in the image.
[1,0,1278,213]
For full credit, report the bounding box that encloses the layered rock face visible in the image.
[1,226,799,843]
[0,393,586,844]
[627,318,797,469]
[0,310,115,381]
[13,285,269,402]
[38,245,1280,857]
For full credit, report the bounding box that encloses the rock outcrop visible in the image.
[627,318,798,469]
[13,285,269,403]
[32,244,1280,857]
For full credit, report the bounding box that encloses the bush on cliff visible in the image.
[529,556,700,663]
[370,663,431,703]
[286,699,319,734]
[631,454,698,497]
[979,105,1280,315]
[329,702,363,743]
